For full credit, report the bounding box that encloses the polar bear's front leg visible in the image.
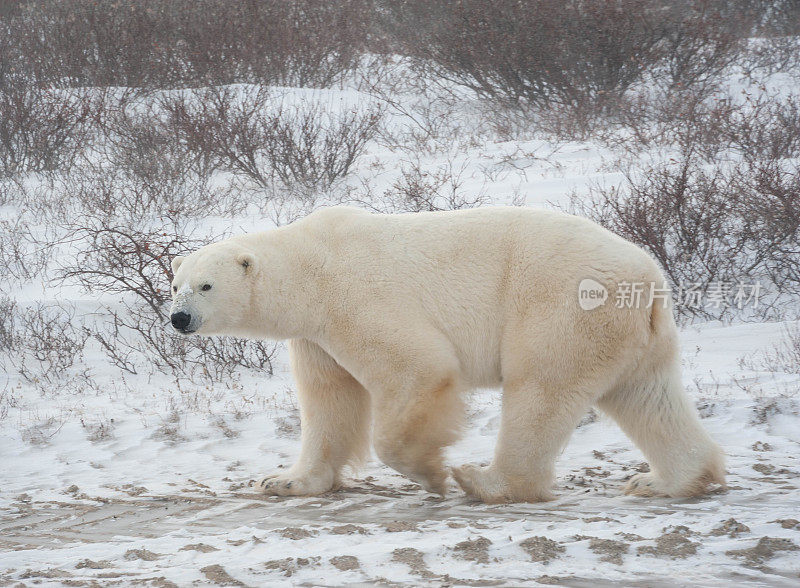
[258,339,370,497]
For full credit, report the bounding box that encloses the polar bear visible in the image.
[169,206,724,503]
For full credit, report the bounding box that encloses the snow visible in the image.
[2,72,800,586]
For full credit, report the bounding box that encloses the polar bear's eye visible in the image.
[172,286,177,293]
[201,284,212,291]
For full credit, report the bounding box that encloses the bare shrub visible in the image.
[652,0,751,93]
[160,86,271,184]
[81,414,116,443]
[20,414,69,446]
[104,101,217,188]
[54,214,278,381]
[0,217,54,282]
[10,1,182,88]
[101,97,213,176]
[53,217,277,381]
[261,101,383,193]
[533,99,625,143]
[738,159,800,297]
[726,94,800,163]
[2,177,71,224]
[258,188,328,227]
[199,336,277,376]
[54,100,245,221]
[11,303,89,383]
[0,83,98,177]
[0,4,23,88]
[571,155,800,319]
[8,0,372,88]
[57,220,215,314]
[58,164,232,224]
[351,155,489,213]
[382,0,668,109]
[86,318,139,376]
[94,304,277,383]
[609,90,800,164]
[742,0,800,76]
[381,0,757,140]
[608,89,734,158]
[744,37,800,78]
[364,62,477,152]
[162,86,382,195]
[0,296,17,353]
[571,158,737,315]
[0,177,21,206]
[177,0,373,88]
[760,322,800,375]
[0,385,18,422]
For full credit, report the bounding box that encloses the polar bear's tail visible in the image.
[598,300,726,497]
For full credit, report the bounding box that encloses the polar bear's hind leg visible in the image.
[453,382,596,503]
[373,370,465,496]
[598,360,726,498]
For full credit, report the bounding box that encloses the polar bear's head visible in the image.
[169,242,258,337]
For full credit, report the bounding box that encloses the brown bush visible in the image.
[742,0,800,76]
[760,322,800,375]
[382,0,668,109]
[0,217,53,282]
[652,0,752,92]
[47,99,246,222]
[10,303,89,383]
[0,83,98,177]
[727,94,800,162]
[0,296,16,353]
[53,216,278,381]
[352,154,489,213]
[608,89,800,165]
[5,0,373,88]
[162,86,383,195]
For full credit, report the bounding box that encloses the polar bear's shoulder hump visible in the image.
[303,206,369,226]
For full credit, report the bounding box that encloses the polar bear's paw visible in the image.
[623,472,668,497]
[256,467,336,497]
[452,464,509,504]
[452,463,555,504]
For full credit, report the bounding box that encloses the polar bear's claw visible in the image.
[257,469,336,496]
[623,472,666,497]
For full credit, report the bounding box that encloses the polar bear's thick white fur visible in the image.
[170,206,725,503]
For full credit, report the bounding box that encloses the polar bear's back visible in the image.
[301,206,662,299]
[294,206,669,387]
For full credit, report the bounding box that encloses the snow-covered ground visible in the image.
[2,71,800,586]
[2,320,799,586]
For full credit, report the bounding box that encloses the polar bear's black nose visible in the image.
[171,311,191,331]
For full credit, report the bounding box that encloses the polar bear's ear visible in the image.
[237,251,256,273]
[171,255,185,274]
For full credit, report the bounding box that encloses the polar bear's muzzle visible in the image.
[170,285,202,334]
[170,311,197,334]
